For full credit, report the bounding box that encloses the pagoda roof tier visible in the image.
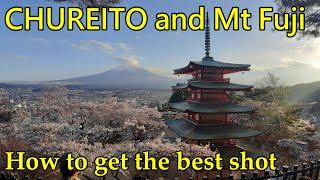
[166,119,262,140]
[174,60,250,74]
[172,81,253,91]
[169,101,258,114]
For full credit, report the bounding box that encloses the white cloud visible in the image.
[273,38,320,69]
[118,43,133,51]
[113,55,140,67]
[294,38,320,68]
[218,36,320,85]
[29,37,69,45]
[72,40,113,54]
[144,66,174,77]
[231,60,320,85]
[30,37,48,43]
[0,53,29,61]
[71,40,135,55]
[11,55,29,61]
[72,40,142,67]
[251,64,272,72]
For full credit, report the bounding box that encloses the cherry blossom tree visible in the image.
[0,87,215,178]
[34,87,70,122]
[0,89,13,123]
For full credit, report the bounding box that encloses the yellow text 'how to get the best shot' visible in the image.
[3,151,277,177]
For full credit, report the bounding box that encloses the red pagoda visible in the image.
[166,13,261,152]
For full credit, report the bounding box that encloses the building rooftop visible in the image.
[169,101,258,113]
[166,119,262,140]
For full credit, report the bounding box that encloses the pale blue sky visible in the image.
[0,0,320,85]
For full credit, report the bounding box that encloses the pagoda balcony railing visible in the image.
[186,97,197,101]
[188,78,230,83]
[187,97,230,103]
[201,98,230,103]
[182,116,236,125]
[183,115,191,120]
[188,79,196,83]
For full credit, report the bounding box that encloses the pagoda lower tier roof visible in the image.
[172,81,253,91]
[169,101,258,113]
[174,60,250,74]
[166,119,262,140]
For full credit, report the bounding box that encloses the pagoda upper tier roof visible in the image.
[174,59,250,74]
[172,81,253,91]
[166,119,262,140]
[169,101,257,113]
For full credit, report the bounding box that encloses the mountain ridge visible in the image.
[1,66,320,95]
[288,81,320,103]
[48,65,176,89]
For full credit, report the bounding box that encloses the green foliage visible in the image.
[242,73,298,145]
[228,91,248,103]
[169,90,189,103]
[306,88,320,103]
[254,73,289,105]
[0,110,13,123]
[245,88,269,101]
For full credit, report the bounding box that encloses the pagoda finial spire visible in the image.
[203,12,213,61]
